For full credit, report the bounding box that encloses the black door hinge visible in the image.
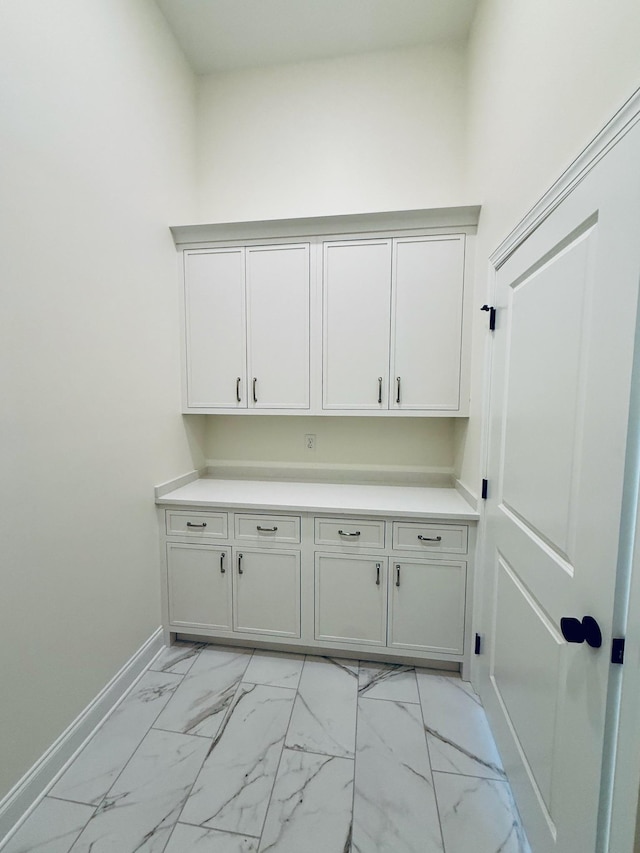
[611,638,625,665]
[474,633,482,655]
[481,304,496,331]
[481,479,488,500]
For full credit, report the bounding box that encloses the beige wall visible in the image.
[458,0,640,495]
[0,0,199,798]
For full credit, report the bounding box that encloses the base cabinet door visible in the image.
[315,553,387,645]
[388,558,466,654]
[233,549,300,638]
[167,543,232,631]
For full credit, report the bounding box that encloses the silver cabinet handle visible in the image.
[378,376,382,404]
[238,553,243,574]
[220,552,225,574]
[236,377,241,403]
[396,376,401,404]
[376,562,381,586]
[418,535,442,542]
[253,377,258,403]
[338,530,361,537]
[396,564,401,587]
[186,522,207,528]
[257,525,278,532]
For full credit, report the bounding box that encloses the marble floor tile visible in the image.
[259,748,353,853]
[181,683,296,837]
[358,662,419,703]
[68,728,209,853]
[1,797,95,853]
[285,656,358,759]
[352,698,444,853]
[150,641,206,675]
[50,670,182,806]
[164,823,259,852]
[434,772,531,853]
[416,672,505,780]
[243,650,305,690]
[153,646,252,738]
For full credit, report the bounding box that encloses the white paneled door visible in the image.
[480,122,640,853]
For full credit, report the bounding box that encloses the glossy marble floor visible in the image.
[1,643,531,853]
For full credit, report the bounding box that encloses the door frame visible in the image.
[473,85,640,852]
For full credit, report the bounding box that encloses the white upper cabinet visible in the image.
[183,244,310,410]
[323,235,466,413]
[322,240,392,409]
[185,248,246,409]
[246,245,310,409]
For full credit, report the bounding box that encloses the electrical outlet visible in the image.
[304,433,316,451]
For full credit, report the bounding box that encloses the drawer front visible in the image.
[235,514,301,544]
[166,510,228,539]
[314,518,385,549]
[392,522,468,554]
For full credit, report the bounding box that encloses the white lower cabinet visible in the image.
[233,549,300,638]
[161,502,474,671]
[315,554,387,645]
[388,558,466,654]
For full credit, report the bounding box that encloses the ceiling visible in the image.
[155,0,479,75]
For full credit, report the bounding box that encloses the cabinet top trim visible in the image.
[156,478,479,521]
[170,206,481,246]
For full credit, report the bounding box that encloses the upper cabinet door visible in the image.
[323,240,392,409]
[391,236,465,410]
[184,249,246,408]
[246,244,310,409]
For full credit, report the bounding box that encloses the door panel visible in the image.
[246,244,310,409]
[480,122,640,853]
[323,240,392,409]
[391,236,464,410]
[233,549,300,638]
[315,553,387,645]
[167,543,232,631]
[184,249,246,408]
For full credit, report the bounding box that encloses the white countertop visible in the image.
[157,478,479,521]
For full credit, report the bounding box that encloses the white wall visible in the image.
[0,0,198,799]
[457,0,640,496]
[197,44,468,222]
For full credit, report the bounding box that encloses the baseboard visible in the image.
[0,628,164,846]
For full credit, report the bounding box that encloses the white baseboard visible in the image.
[0,628,164,846]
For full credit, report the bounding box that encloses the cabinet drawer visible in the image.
[166,510,228,539]
[392,522,468,554]
[314,518,385,548]
[234,514,300,544]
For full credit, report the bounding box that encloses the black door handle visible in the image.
[560,616,602,648]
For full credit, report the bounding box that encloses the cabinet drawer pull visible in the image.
[396,376,401,405]
[253,377,258,403]
[376,563,381,586]
[236,376,242,403]
[378,376,383,404]
[396,564,401,587]
[220,553,225,574]
[238,553,243,574]
[257,525,278,532]
[338,530,361,537]
[186,522,207,528]
[418,535,442,542]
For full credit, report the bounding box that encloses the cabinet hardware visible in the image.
[396,564,401,587]
[257,525,278,532]
[376,563,381,586]
[238,553,243,575]
[236,377,241,403]
[253,377,258,403]
[186,522,207,528]
[378,377,383,404]
[338,530,361,537]
[418,535,442,542]
[396,377,401,404]
[220,553,225,574]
